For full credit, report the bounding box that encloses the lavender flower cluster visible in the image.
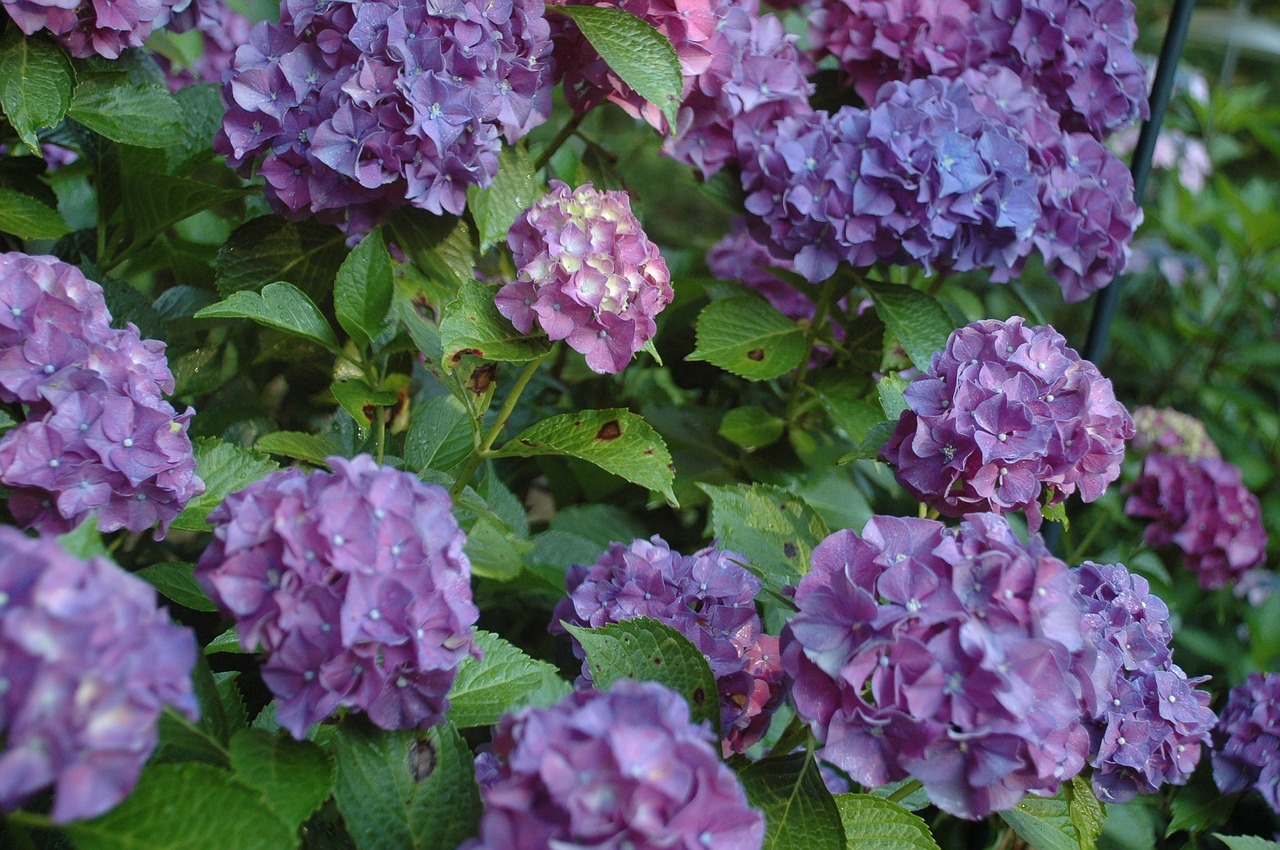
[1125,452,1266,590]
[781,513,1100,820]
[551,536,784,755]
[195,455,479,739]
[215,0,555,232]
[0,529,198,823]
[0,253,204,537]
[462,681,765,850]
[2,0,180,58]
[1075,561,1216,802]
[1214,672,1280,813]
[495,181,673,374]
[881,317,1133,530]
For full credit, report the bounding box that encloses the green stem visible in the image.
[886,778,923,804]
[5,810,55,835]
[450,356,545,498]
[786,276,841,422]
[533,112,587,171]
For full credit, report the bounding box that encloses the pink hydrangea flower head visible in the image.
[2,0,181,57]
[461,680,766,850]
[496,181,673,373]
[781,513,1101,819]
[1130,406,1219,461]
[0,528,199,823]
[195,455,479,738]
[1214,672,1280,813]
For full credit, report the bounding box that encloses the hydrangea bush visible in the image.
[1,0,1278,847]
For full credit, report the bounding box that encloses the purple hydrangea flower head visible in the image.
[1130,406,1219,461]
[881,316,1133,530]
[158,1,254,92]
[550,536,784,755]
[1124,453,1266,591]
[214,0,554,232]
[195,455,479,739]
[1075,561,1216,802]
[2,0,181,57]
[461,680,766,850]
[781,513,1101,819]
[495,181,673,374]
[1214,672,1280,812]
[0,528,199,823]
[0,253,203,537]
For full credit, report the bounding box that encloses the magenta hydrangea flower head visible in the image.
[780,513,1101,819]
[550,536,784,755]
[1075,561,1216,802]
[881,316,1133,530]
[195,454,479,739]
[0,253,203,537]
[0,528,199,823]
[495,181,673,374]
[1130,406,1219,461]
[1214,672,1280,813]
[1124,453,1266,591]
[461,680,766,850]
[1,0,181,58]
[214,0,555,232]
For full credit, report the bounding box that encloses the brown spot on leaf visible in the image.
[595,420,622,441]
[469,363,497,395]
[691,687,707,706]
[408,736,437,782]
[519,438,534,446]
[451,347,484,363]
[651,655,663,666]
[643,448,656,456]
[411,296,435,321]
[783,542,798,559]
[747,348,766,361]
[362,404,377,422]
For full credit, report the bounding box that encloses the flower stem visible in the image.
[533,112,587,172]
[886,778,923,803]
[786,276,841,422]
[450,356,545,498]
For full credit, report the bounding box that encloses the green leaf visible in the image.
[719,406,786,450]
[170,438,279,532]
[392,270,445,366]
[331,380,398,432]
[447,630,570,728]
[838,420,897,463]
[562,618,721,734]
[1167,772,1233,837]
[737,750,845,850]
[492,409,676,504]
[0,186,71,239]
[0,408,15,435]
[1064,776,1104,850]
[68,73,185,147]
[0,30,74,148]
[332,719,482,850]
[553,5,683,132]
[166,83,226,174]
[464,514,530,580]
[230,729,334,831]
[196,281,341,352]
[63,762,296,850]
[216,215,350,299]
[405,395,474,473]
[255,431,341,466]
[1214,836,1280,850]
[385,209,475,290]
[205,627,246,655]
[335,228,395,349]
[56,517,108,560]
[135,561,217,612]
[688,295,808,380]
[834,793,940,850]
[699,482,829,598]
[467,144,542,251]
[112,172,247,261]
[439,279,552,368]
[864,282,953,371]
[876,373,910,420]
[1000,778,1103,850]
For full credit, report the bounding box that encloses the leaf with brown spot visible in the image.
[688,293,808,381]
[595,420,623,441]
[439,280,550,370]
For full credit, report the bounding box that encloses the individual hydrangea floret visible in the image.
[1214,672,1280,812]
[1075,561,1216,802]
[1129,406,1219,461]
[0,528,199,823]
[0,253,203,537]
[550,536,784,755]
[214,0,555,232]
[781,513,1101,819]
[461,680,765,850]
[195,455,479,739]
[1124,453,1266,590]
[495,181,673,374]
[881,316,1133,530]
[1,0,181,58]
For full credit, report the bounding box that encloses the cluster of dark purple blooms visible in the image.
[1075,561,1216,802]
[495,181,673,374]
[463,680,766,850]
[1214,672,1280,814]
[3,0,174,58]
[156,0,254,92]
[215,0,555,232]
[551,535,785,755]
[0,253,203,537]
[0,528,199,823]
[881,316,1133,530]
[194,454,480,739]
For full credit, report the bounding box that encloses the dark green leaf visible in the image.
[55,517,108,560]
[335,228,395,349]
[1000,778,1102,850]
[68,73,185,147]
[405,395,475,474]
[738,750,845,850]
[331,380,398,432]
[834,793,940,850]
[688,294,807,380]
[0,30,74,148]
[195,281,341,352]
[467,144,542,251]
[699,482,829,598]
[838,420,897,463]
[166,83,226,174]
[448,630,570,728]
[230,729,334,830]
[385,209,475,290]
[205,627,246,655]
[392,271,445,366]
[719,406,786,450]
[1166,772,1233,837]
[113,171,247,260]
[135,561,216,612]
[876,373,910,420]
[0,186,71,239]
[439,279,552,368]
[216,215,350,299]
[492,409,676,504]
[170,438,279,533]
[864,282,953,371]
[255,431,341,466]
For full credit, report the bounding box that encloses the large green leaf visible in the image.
[439,279,552,368]
[0,186,71,240]
[463,514,530,581]
[335,228,395,350]
[170,438,280,532]
[63,762,296,850]
[230,729,334,831]
[834,793,940,850]
[111,172,247,261]
[68,73,185,147]
[562,618,721,734]
[864,282,953,371]
[1000,778,1104,850]
[135,561,216,612]
[166,83,226,174]
[255,431,341,466]
[332,719,482,850]
[467,144,542,251]
[405,395,474,474]
[0,30,74,148]
[196,281,342,352]
[385,209,475,290]
[553,5,683,132]
[719,405,786,450]
[1215,835,1280,850]
[492,409,676,504]
[216,215,350,299]
[737,750,845,850]
[688,294,808,380]
[447,630,571,728]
